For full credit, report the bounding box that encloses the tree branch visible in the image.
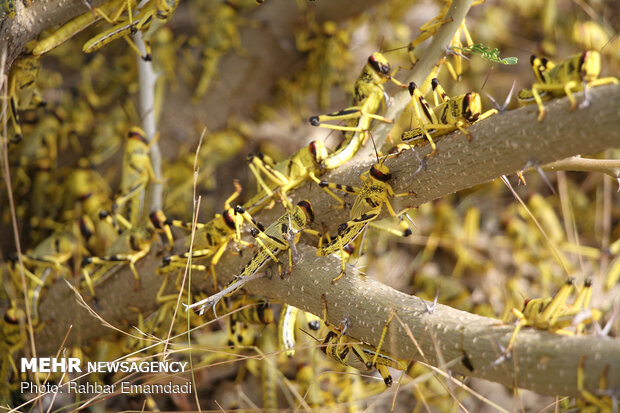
[134,31,164,213]
[0,0,108,66]
[370,0,474,155]
[542,156,620,187]
[34,84,620,397]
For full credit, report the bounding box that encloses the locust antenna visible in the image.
[368,131,381,164]
[299,328,320,342]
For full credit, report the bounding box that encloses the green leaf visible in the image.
[501,57,519,65]
[452,43,518,65]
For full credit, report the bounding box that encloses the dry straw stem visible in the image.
[35,84,620,397]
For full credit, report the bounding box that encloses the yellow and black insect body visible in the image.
[60,158,112,223]
[244,140,342,211]
[228,296,274,347]
[160,184,251,288]
[82,0,179,60]
[517,51,618,121]
[224,200,315,296]
[1,0,16,18]
[400,79,497,156]
[429,78,496,140]
[81,227,154,293]
[8,219,94,289]
[505,278,601,355]
[317,162,413,281]
[309,52,406,170]
[277,304,323,357]
[33,0,129,56]
[111,127,157,227]
[6,45,43,143]
[320,320,407,387]
[80,212,169,294]
[517,54,560,107]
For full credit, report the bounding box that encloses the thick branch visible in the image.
[34,84,620,397]
[0,0,108,65]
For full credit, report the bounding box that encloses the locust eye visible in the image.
[4,310,19,325]
[462,93,474,119]
[309,141,317,157]
[223,210,237,229]
[368,55,390,75]
[308,141,323,162]
[127,128,148,144]
[79,218,94,240]
[463,93,470,110]
[370,165,391,182]
[297,200,314,222]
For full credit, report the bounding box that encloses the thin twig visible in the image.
[183,271,265,316]
[135,31,163,212]
[542,156,620,189]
